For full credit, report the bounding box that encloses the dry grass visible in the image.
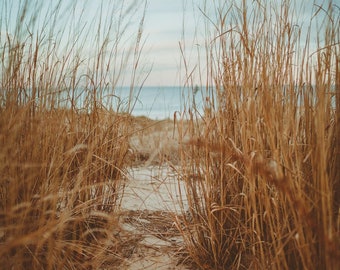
[176,1,340,269]
[0,0,147,268]
[127,117,188,166]
[1,0,339,269]
[0,107,131,269]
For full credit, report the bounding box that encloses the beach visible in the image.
[118,117,191,269]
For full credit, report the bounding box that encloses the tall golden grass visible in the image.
[0,0,146,268]
[177,1,339,269]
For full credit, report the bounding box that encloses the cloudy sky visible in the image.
[141,0,199,86]
[1,0,335,87]
[1,0,197,86]
[136,0,333,86]
[138,0,184,86]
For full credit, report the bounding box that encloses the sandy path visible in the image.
[121,166,187,212]
[119,166,189,269]
[115,117,193,269]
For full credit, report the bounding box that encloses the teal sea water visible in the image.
[112,86,206,119]
[22,85,208,119]
[23,84,334,119]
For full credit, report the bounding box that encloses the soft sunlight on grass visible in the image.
[176,0,340,269]
[1,0,339,269]
[0,0,146,268]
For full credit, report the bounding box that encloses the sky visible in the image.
[139,0,199,86]
[0,0,196,86]
[1,0,337,87]
[131,0,335,86]
[143,0,185,85]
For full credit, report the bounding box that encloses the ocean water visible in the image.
[112,86,206,119]
[34,85,206,119]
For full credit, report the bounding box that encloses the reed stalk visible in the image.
[177,1,340,269]
[0,0,146,268]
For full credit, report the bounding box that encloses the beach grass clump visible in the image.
[0,105,132,269]
[177,1,339,269]
[0,0,146,268]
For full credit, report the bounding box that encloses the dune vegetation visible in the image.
[1,0,339,269]
[176,0,340,269]
[0,0,147,268]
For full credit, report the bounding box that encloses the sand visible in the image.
[121,166,188,212]
[118,118,191,269]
